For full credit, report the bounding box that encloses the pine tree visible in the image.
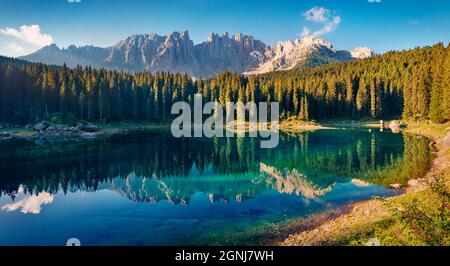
[369,77,377,118]
[416,65,431,119]
[299,96,309,120]
[402,71,414,120]
[293,88,300,115]
[79,90,86,120]
[356,79,368,117]
[345,76,354,117]
[326,79,337,118]
[59,77,70,116]
[429,56,445,122]
[0,42,447,124]
[442,44,450,121]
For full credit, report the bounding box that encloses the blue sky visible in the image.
[0,0,449,57]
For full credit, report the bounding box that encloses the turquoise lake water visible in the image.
[0,129,431,245]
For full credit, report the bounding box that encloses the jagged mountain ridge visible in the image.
[20,31,374,77]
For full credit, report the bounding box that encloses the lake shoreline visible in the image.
[0,118,389,146]
[279,121,450,246]
[0,119,445,245]
[0,121,173,146]
[0,119,326,146]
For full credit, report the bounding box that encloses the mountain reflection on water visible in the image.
[0,130,430,205]
[0,130,432,245]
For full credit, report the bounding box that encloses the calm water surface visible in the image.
[0,129,431,245]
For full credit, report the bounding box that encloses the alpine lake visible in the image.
[0,128,431,245]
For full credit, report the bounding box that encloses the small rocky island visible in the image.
[0,121,101,145]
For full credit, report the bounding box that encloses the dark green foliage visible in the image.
[0,43,448,123]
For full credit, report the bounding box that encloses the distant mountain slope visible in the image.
[20,31,374,77]
[244,36,374,74]
[21,44,108,69]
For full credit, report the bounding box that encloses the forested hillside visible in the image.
[0,43,449,123]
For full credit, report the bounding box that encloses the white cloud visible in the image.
[4,42,26,57]
[303,7,329,23]
[0,24,53,47]
[2,192,54,214]
[368,0,382,3]
[300,27,311,37]
[67,0,82,3]
[313,16,341,37]
[301,7,341,38]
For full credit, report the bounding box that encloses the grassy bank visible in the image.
[281,121,450,246]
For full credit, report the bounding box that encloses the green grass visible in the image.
[403,120,449,139]
[337,175,450,246]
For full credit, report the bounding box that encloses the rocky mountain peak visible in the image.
[297,36,334,51]
[46,43,59,50]
[245,36,372,75]
[20,31,374,77]
[166,30,190,41]
[232,33,242,41]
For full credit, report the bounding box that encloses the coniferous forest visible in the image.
[0,43,449,124]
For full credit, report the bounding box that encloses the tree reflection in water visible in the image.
[0,130,431,204]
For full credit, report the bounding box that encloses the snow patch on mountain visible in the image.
[350,47,375,59]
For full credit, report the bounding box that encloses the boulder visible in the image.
[74,123,98,132]
[389,183,402,189]
[389,120,402,133]
[46,126,57,132]
[407,179,419,187]
[33,121,51,132]
[0,132,12,141]
[65,126,78,132]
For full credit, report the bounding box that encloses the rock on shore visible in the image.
[28,122,101,144]
[0,132,13,141]
[388,120,402,133]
